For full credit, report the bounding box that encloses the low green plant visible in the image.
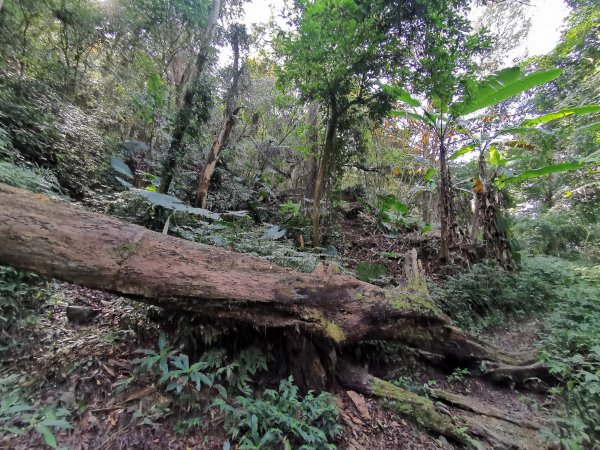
[0,266,47,331]
[537,283,600,449]
[431,256,572,331]
[214,376,341,450]
[513,210,600,262]
[0,161,62,195]
[373,194,420,232]
[137,335,339,448]
[137,334,268,405]
[0,374,72,449]
[447,368,470,383]
[278,200,310,244]
[392,375,436,397]
[355,262,387,282]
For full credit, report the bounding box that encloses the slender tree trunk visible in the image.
[470,150,486,243]
[158,0,221,194]
[311,97,338,247]
[438,140,455,262]
[195,25,243,208]
[304,102,320,198]
[195,112,237,207]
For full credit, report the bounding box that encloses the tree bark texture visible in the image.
[195,112,237,208]
[0,183,533,369]
[195,25,244,208]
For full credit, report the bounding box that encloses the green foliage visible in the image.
[355,262,387,283]
[447,368,470,383]
[137,335,339,449]
[173,223,323,273]
[431,257,572,331]
[137,333,268,403]
[0,162,62,195]
[216,376,341,450]
[512,210,600,261]
[0,374,72,449]
[453,67,561,116]
[278,200,310,243]
[538,282,600,448]
[0,266,47,331]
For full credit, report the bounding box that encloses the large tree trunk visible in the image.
[0,183,529,365]
[158,0,221,194]
[0,183,551,447]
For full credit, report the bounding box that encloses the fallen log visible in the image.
[0,183,551,447]
[0,183,530,364]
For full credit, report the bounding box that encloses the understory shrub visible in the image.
[538,283,600,449]
[431,256,573,331]
[0,374,72,449]
[513,210,600,262]
[0,266,47,332]
[136,334,341,449]
[217,376,341,449]
[0,161,62,195]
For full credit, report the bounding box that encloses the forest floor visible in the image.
[0,212,556,449]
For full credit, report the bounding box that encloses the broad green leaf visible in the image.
[575,122,600,133]
[496,127,554,136]
[396,90,420,108]
[381,85,420,107]
[489,146,502,166]
[38,419,72,429]
[521,105,600,127]
[503,162,584,184]
[448,145,476,161]
[36,425,58,448]
[110,156,133,179]
[424,167,436,181]
[390,110,432,126]
[452,68,561,116]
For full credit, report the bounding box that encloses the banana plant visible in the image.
[456,104,599,267]
[390,66,562,262]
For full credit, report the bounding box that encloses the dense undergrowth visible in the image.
[431,256,575,332]
[432,255,600,448]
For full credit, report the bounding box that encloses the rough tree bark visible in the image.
[471,151,515,270]
[0,183,549,447]
[158,0,221,194]
[0,183,530,363]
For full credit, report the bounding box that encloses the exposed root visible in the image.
[336,361,550,449]
[429,389,542,430]
[484,361,554,390]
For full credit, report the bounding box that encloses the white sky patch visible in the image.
[510,0,570,59]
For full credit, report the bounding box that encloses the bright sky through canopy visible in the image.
[241,0,571,63]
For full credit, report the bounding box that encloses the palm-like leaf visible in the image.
[451,68,561,117]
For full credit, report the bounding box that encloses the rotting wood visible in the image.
[0,183,541,373]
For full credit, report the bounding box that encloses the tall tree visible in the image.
[401,0,488,262]
[158,0,221,194]
[276,0,401,246]
[195,23,247,207]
